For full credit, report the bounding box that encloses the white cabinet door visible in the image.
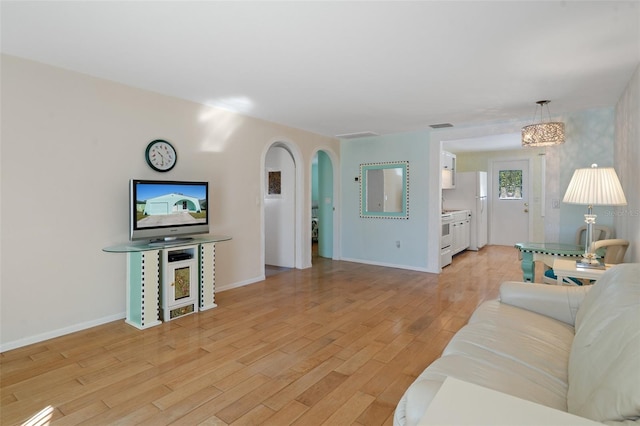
[451,215,470,255]
[462,219,470,250]
[161,246,199,321]
[164,259,198,307]
[452,222,462,254]
[441,151,457,189]
[442,151,456,170]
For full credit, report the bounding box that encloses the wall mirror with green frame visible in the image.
[360,161,409,219]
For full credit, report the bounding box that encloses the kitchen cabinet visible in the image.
[451,210,470,255]
[441,150,457,189]
[462,219,470,250]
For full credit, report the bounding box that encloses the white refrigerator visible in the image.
[443,171,488,250]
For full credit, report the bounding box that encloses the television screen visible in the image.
[130,179,209,242]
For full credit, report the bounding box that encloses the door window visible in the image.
[498,169,523,200]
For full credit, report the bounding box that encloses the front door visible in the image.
[490,159,531,246]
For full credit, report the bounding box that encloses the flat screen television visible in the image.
[129,179,209,243]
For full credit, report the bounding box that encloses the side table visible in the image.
[514,242,584,282]
[552,258,609,285]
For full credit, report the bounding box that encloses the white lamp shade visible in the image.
[563,164,627,206]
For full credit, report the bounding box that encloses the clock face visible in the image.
[145,140,176,172]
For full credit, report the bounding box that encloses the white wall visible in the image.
[615,64,640,262]
[0,55,339,351]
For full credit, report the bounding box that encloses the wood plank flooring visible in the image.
[1,245,528,425]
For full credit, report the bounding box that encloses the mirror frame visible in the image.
[360,161,409,219]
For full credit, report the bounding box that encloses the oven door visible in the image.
[441,245,452,267]
[441,214,453,248]
[441,232,452,249]
[442,222,451,238]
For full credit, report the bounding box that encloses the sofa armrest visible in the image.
[499,281,591,326]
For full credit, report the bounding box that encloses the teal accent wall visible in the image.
[311,159,319,208]
[318,151,333,258]
[341,131,430,270]
[128,252,142,325]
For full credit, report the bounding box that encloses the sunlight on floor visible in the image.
[23,405,53,426]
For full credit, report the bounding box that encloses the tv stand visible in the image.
[103,235,231,329]
[148,237,194,247]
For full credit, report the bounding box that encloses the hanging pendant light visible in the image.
[521,100,565,147]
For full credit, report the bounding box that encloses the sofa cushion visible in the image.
[568,263,640,424]
[444,319,572,385]
[445,300,573,407]
[397,300,574,425]
[498,281,591,326]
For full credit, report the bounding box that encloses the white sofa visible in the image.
[394,263,640,425]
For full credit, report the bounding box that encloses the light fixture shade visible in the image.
[563,164,627,206]
[521,122,565,147]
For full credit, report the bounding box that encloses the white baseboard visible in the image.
[340,257,434,273]
[216,275,265,292]
[0,272,326,352]
[1,312,125,353]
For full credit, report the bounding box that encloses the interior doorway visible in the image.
[264,145,296,269]
[489,158,532,245]
[311,150,334,261]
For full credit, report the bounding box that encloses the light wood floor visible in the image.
[1,245,528,425]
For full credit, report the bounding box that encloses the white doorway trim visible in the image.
[488,157,534,244]
[261,139,305,270]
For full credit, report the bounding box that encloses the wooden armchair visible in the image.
[591,239,629,265]
[575,225,613,247]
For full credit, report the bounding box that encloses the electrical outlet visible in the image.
[552,198,560,209]
[396,240,401,248]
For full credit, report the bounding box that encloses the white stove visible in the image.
[441,213,453,268]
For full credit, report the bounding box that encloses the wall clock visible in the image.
[145,139,177,172]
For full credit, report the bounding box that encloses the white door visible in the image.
[490,159,531,246]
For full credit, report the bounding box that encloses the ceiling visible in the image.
[2,1,639,145]
[444,133,522,153]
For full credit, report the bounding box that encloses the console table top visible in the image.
[103,235,231,253]
[514,242,583,255]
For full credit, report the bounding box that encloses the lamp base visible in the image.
[579,252,600,265]
[576,259,605,269]
[581,211,598,265]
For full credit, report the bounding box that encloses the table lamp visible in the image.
[563,164,627,265]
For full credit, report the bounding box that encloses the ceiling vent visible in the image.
[429,123,454,129]
[335,131,379,139]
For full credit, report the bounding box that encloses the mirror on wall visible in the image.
[360,161,409,219]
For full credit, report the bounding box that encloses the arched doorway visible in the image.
[311,150,334,260]
[262,141,305,273]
